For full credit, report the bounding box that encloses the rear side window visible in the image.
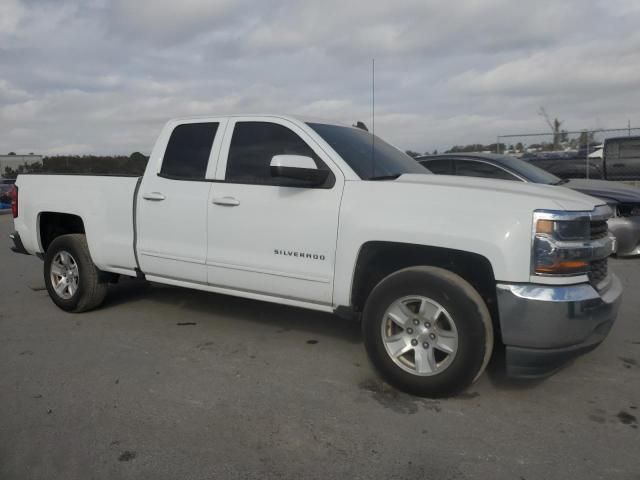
[226,122,331,186]
[422,159,453,175]
[617,140,640,159]
[160,123,219,180]
[454,160,519,181]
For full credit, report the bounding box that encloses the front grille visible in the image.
[590,220,608,240]
[589,258,608,286]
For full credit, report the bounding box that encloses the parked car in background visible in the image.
[525,154,604,179]
[603,136,640,180]
[523,137,640,181]
[0,179,16,210]
[418,153,640,257]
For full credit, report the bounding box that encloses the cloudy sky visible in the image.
[1,0,640,155]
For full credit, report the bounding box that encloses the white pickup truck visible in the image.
[9,114,622,396]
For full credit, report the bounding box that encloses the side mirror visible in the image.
[270,155,329,186]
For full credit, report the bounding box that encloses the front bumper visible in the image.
[609,216,640,257]
[496,274,622,377]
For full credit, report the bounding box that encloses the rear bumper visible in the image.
[496,274,622,378]
[9,231,29,255]
[609,216,640,257]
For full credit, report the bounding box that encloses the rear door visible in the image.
[137,119,227,283]
[205,117,344,305]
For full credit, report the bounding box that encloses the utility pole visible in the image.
[371,58,375,178]
[585,130,590,180]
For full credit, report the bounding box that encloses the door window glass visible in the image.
[226,122,332,186]
[160,123,219,180]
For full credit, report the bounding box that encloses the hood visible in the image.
[564,179,640,204]
[395,174,603,212]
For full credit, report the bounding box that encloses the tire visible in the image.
[44,234,108,313]
[362,266,493,397]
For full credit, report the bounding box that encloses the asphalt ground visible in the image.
[0,214,638,480]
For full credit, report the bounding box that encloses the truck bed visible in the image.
[14,174,141,276]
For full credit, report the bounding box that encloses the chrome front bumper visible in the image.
[496,275,622,377]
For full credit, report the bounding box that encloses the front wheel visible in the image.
[44,234,108,313]
[362,266,493,397]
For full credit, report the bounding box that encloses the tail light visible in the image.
[10,185,18,218]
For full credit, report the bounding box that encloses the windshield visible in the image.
[307,123,427,180]
[494,155,563,184]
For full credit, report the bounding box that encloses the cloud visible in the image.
[0,0,639,155]
[242,0,577,60]
[0,0,26,34]
[0,79,30,102]
[449,35,640,97]
[106,0,246,44]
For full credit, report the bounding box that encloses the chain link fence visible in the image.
[496,127,640,181]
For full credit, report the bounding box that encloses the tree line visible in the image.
[404,143,506,158]
[2,152,149,179]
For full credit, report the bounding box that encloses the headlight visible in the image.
[536,218,590,241]
[532,208,614,276]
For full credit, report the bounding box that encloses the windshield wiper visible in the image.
[369,174,402,181]
[552,179,570,185]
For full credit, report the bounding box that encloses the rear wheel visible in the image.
[44,234,108,312]
[362,266,493,397]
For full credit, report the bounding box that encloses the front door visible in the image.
[206,118,344,305]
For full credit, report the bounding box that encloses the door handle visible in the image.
[142,192,166,201]
[212,196,240,207]
[612,163,624,167]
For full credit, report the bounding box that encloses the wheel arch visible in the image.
[350,241,500,337]
[38,212,86,252]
